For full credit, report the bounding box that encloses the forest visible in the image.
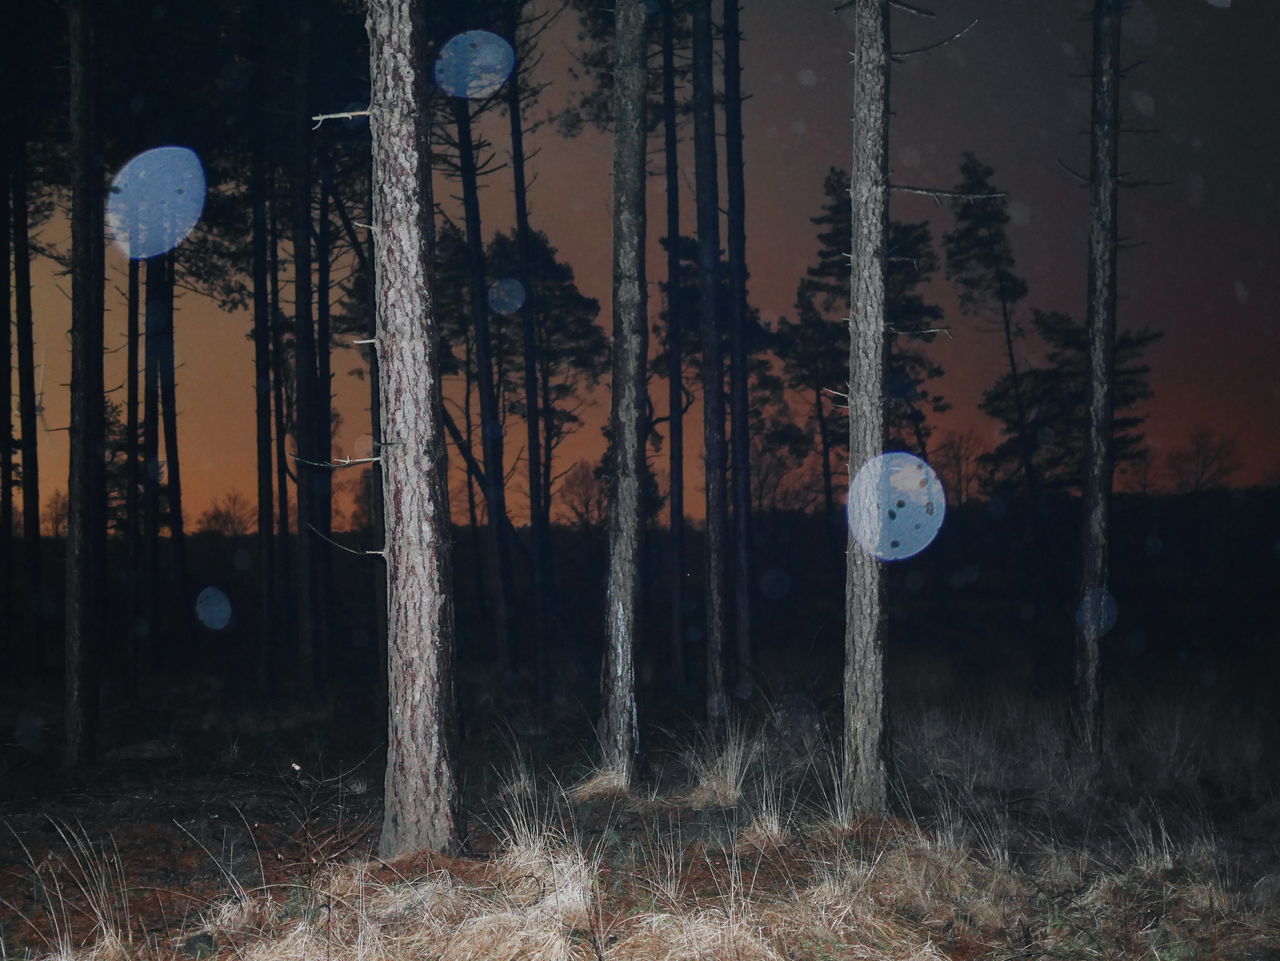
[2,0,1278,959]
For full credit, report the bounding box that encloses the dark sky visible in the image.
[28,0,1280,524]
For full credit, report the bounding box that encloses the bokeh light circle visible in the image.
[488,277,526,314]
[195,586,233,631]
[107,146,206,259]
[434,30,515,99]
[847,452,946,561]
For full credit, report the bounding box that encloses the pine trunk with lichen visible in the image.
[600,0,649,783]
[842,0,889,815]
[367,0,460,857]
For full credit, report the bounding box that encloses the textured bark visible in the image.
[843,0,889,814]
[13,130,42,666]
[601,0,648,782]
[723,0,753,700]
[661,0,686,691]
[65,0,106,767]
[368,0,461,857]
[506,5,554,701]
[1075,0,1122,757]
[252,65,277,700]
[692,0,728,721]
[454,99,515,677]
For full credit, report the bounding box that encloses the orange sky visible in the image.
[20,0,1280,533]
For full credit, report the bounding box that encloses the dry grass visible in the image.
[7,693,1276,961]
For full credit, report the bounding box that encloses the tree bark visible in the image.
[1075,0,1122,758]
[65,0,107,767]
[660,0,687,692]
[367,0,461,856]
[692,0,728,722]
[723,0,753,700]
[843,0,890,814]
[601,0,648,782]
[454,98,514,676]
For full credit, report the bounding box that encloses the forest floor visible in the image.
[2,682,1279,961]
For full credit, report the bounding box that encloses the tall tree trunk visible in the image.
[124,258,140,696]
[506,3,554,703]
[601,0,648,782]
[723,0,753,700]
[692,0,728,721]
[252,74,277,701]
[142,257,162,674]
[13,132,42,671]
[461,330,486,598]
[454,98,514,676]
[661,0,687,692]
[316,135,335,685]
[1075,0,1122,758]
[1,106,11,655]
[65,0,107,767]
[292,0,321,698]
[842,0,889,814]
[269,187,296,682]
[156,255,187,607]
[367,0,461,857]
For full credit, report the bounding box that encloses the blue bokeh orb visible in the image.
[107,146,206,260]
[847,452,946,561]
[435,31,515,100]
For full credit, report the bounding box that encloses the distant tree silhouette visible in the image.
[943,153,1038,499]
[197,491,257,537]
[978,309,1159,496]
[561,460,608,530]
[1167,425,1242,494]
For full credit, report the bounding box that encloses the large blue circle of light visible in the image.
[107,146,206,260]
[847,452,946,561]
[434,30,515,100]
[195,586,233,631]
[488,277,526,314]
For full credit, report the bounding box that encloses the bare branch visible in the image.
[308,522,383,556]
[289,451,378,470]
[892,17,978,60]
[1057,157,1089,184]
[889,183,1006,207]
[311,108,370,130]
[888,0,936,16]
